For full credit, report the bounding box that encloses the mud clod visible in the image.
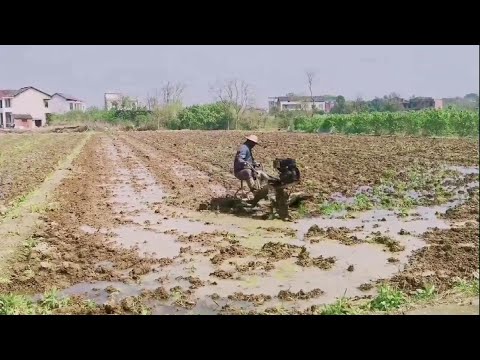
[277,288,324,301]
[210,270,233,279]
[105,285,119,294]
[141,286,170,300]
[372,235,405,252]
[170,286,196,309]
[306,226,360,245]
[259,242,300,260]
[185,276,205,289]
[210,245,250,265]
[358,283,373,291]
[228,292,272,306]
[235,261,275,273]
[296,247,336,269]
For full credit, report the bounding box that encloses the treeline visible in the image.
[271,93,479,115]
[50,104,478,137]
[49,102,273,131]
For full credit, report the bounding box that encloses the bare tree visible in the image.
[146,85,184,130]
[212,78,252,130]
[161,81,185,104]
[146,89,160,111]
[306,71,315,116]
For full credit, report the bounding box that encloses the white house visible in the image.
[0,87,51,128]
[49,93,86,114]
[268,95,336,113]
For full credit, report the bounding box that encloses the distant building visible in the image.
[49,93,86,114]
[405,97,435,110]
[104,92,139,110]
[434,99,444,110]
[0,86,87,129]
[268,95,336,113]
[0,86,51,128]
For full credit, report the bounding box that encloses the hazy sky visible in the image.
[0,45,478,108]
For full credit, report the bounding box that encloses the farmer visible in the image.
[234,134,270,192]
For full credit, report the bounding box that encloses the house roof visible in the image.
[277,96,326,102]
[13,114,33,119]
[1,87,51,98]
[0,90,17,98]
[14,86,51,98]
[53,92,83,102]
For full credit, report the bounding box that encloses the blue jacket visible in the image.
[234,144,254,173]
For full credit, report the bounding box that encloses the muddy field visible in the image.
[0,131,478,315]
[0,133,86,212]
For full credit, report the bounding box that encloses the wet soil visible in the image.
[121,132,478,211]
[0,136,158,295]
[1,132,478,315]
[389,223,479,293]
[0,133,86,209]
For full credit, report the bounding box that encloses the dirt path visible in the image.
[0,134,91,279]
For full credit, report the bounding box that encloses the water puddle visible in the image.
[112,226,181,258]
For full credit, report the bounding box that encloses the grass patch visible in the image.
[0,294,38,315]
[297,202,309,217]
[367,284,406,311]
[41,288,70,310]
[454,279,479,297]
[318,201,345,216]
[349,193,373,211]
[414,284,437,301]
[319,298,360,315]
[0,288,102,315]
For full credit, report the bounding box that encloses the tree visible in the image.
[351,96,369,113]
[211,78,252,130]
[306,71,315,116]
[331,95,348,114]
[146,89,160,110]
[145,84,184,129]
[161,81,185,104]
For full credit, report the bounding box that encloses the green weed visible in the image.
[297,202,309,217]
[0,294,38,315]
[350,193,373,211]
[414,284,437,301]
[454,279,479,296]
[319,201,345,216]
[84,299,98,311]
[320,298,359,315]
[41,288,69,310]
[368,284,406,311]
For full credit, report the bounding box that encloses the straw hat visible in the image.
[245,134,259,144]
